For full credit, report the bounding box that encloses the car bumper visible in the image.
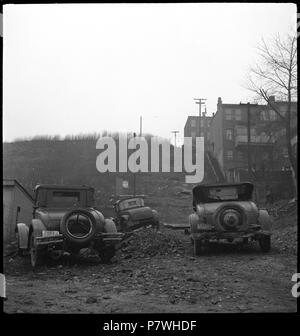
[35,234,64,246]
[94,232,124,246]
[192,228,270,241]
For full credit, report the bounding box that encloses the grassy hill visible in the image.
[3,134,218,223]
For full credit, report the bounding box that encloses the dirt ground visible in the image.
[4,215,297,314]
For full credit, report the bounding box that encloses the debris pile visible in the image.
[272,214,297,255]
[120,227,187,258]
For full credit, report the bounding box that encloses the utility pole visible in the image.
[194,98,207,137]
[240,102,258,179]
[171,130,179,147]
[133,132,136,196]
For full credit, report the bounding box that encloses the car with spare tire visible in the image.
[189,182,272,255]
[16,184,123,267]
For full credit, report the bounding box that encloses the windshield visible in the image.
[47,190,82,207]
[208,187,238,201]
[52,191,80,203]
[193,183,253,203]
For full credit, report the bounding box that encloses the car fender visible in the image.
[31,219,47,238]
[16,223,29,249]
[258,209,273,232]
[104,218,117,233]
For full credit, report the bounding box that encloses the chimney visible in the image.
[269,96,275,103]
[218,97,222,105]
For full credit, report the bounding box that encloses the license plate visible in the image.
[42,230,60,237]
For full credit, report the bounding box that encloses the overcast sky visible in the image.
[3,3,296,143]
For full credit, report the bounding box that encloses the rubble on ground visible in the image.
[119,227,187,258]
[272,214,297,255]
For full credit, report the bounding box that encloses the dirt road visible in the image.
[4,222,297,313]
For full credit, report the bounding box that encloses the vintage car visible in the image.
[189,182,272,255]
[113,197,159,232]
[16,184,123,267]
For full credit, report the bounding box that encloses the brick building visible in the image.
[208,97,297,200]
[184,113,213,150]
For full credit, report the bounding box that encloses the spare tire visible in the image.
[60,209,100,246]
[214,204,246,232]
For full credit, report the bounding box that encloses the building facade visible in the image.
[184,114,213,150]
[209,97,297,199]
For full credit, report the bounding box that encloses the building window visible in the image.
[235,109,242,120]
[262,152,269,160]
[226,129,233,140]
[269,110,277,121]
[226,150,233,160]
[237,151,244,160]
[236,126,247,135]
[261,110,269,121]
[191,131,196,138]
[190,119,196,127]
[282,147,288,158]
[225,109,232,120]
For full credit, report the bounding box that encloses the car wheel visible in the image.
[259,235,271,252]
[194,239,205,256]
[30,234,45,268]
[60,209,98,246]
[98,246,115,264]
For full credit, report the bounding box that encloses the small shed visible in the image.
[3,179,34,243]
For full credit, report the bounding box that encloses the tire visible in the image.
[60,209,98,246]
[259,235,271,252]
[194,239,205,256]
[214,204,245,232]
[29,233,46,268]
[98,246,116,263]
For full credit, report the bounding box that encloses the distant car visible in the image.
[189,182,272,255]
[113,197,159,232]
[16,184,123,267]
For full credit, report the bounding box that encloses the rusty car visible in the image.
[112,197,160,232]
[189,182,272,255]
[16,184,123,267]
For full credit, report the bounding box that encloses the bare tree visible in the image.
[247,33,297,193]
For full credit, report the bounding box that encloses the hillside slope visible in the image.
[3,136,220,223]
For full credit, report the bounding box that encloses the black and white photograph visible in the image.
[2,2,298,318]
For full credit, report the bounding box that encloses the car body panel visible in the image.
[189,182,272,243]
[113,197,159,232]
[17,185,123,258]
